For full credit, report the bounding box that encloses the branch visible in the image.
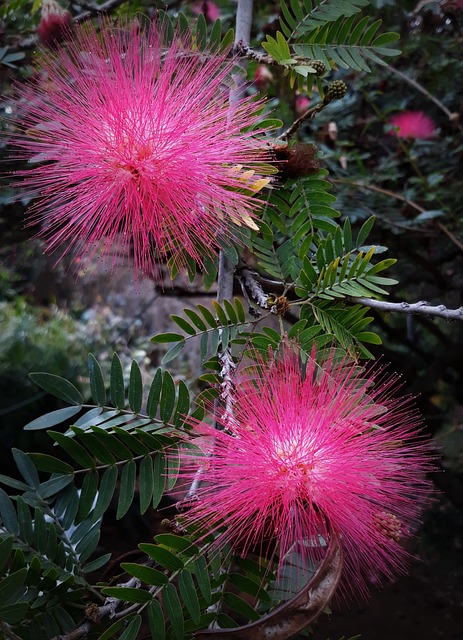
[234,42,276,65]
[350,298,463,321]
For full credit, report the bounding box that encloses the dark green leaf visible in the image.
[88,354,106,406]
[151,332,186,343]
[223,592,260,621]
[152,453,165,509]
[139,456,153,515]
[29,372,83,405]
[160,371,176,423]
[33,507,47,554]
[193,556,211,603]
[154,534,199,556]
[178,570,201,623]
[49,432,95,469]
[75,524,101,562]
[138,544,184,571]
[0,568,27,605]
[0,602,29,625]
[0,536,14,573]
[119,615,142,640]
[128,361,143,414]
[101,587,152,603]
[147,600,165,640]
[81,552,112,574]
[147,369,162,419]
[28,453,74,475]
[164,583,184,640]
[12,449,39,487]
[171,315,197,335]
[38,474,74,499]
[0,489,19,535]
[93,466,118,520]
[110,353,125,410]
[120,562,169,585]
[76,469,99,522]
[356,216,375,247]
[117,460,136,520]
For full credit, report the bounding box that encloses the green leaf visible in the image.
[0,602,29,625]
[164,583,184,640]
[76,525,101,562]
[0,568,27,605]
[110,353,125,410]
[93,466,118,520]
[29,372,83,405]
[147,369,162,419]
[81,552,112,573]
[0,490,18,535]
[88,354,106,406]
[193,556,211,603]
[33,507,47,554]
[223,592,260,621]
[196,304,217,328]
[139,456,154,515]
[49,431,96,468]
[38,474,74,499]
[24,405,82,431]
[356,216,375,247]
[128,361,143,414]
[171,315,197,336]
[12,449,39,487]
[151,332,186,343]
[154,534,199,556]
[101,587,152,603]
[152,453,165,509]
[0,536,14,574]
[119,615,142,640]
[147,600,165,640]
[120,562,169,585]
[138,544,184,571]
[28,453,74,475]
[160,371,176,423]
[178,570,201,624]
[117,460,136,520]
[162,341,185,365]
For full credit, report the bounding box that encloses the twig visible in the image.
[236,266,271,311]
[349,298,463,321]
[278,101,327,140]
[234,42,276,65]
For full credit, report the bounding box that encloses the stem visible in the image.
[217,0,254,303]
[348,298,463,321]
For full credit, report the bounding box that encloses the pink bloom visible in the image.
[8,20,269,280]
[36,0,73,47]
[179,347,434,600]
[192,1,221,23]
[254,65,274,92]
[388,111,437,139]
[295,94,310,117]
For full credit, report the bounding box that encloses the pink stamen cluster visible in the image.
[180,347,434,600]
[388,111,437,139]
[8,19,270,280]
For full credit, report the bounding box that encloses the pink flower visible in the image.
[388,111,437,139]
[192,1,221,23]
[36,0,73,48]
[8,20,269,280]
[179,347,434,600]
[295,94,310,117]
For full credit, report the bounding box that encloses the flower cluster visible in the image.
[179,347,434,600]
[8,19,270,280]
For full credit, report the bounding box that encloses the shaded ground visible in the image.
[316,495,463,640]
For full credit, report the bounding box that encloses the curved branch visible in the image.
[350,298,463,321]
[195,529,343,640]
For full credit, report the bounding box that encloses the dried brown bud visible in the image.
[37,0,73,48]
[272,143,320,179]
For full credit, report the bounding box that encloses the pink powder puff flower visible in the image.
[388,111,437,139]
[179,346,435,601]
[7,19,270,280]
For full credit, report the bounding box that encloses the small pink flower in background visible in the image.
[388,111,437,139]
[36,0,73,47]
[180,347,434,600]
[192,0,221,23]
[254,65,274,92]
[8,20,269,280]
[295,94,310,117]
